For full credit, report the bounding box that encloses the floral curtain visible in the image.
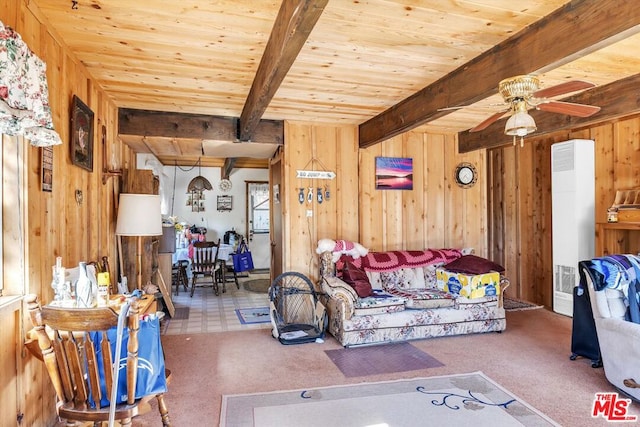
[0,20,61,146]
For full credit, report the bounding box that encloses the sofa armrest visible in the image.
[319,251,336,277]
[320,276,356,320]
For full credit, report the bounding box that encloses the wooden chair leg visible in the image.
[156,393,171,426]
[190,276,197,297]
[181,267,188,291]
[212,273,220,296]
[233,268,239,289]
[120,417,132,427]
[172,270,180,296]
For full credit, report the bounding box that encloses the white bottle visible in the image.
[75,262,97,308]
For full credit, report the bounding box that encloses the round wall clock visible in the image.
[218,178,232,192]
[454,162,478,188]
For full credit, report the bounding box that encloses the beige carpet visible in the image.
[221,372,559,426]
[126,308,640,427]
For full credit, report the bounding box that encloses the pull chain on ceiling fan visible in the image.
[468,75,601,146]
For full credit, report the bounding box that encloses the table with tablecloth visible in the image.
[172,243,236,280]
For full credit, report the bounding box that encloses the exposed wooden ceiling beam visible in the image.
[358,0,640,149]
[118,108,283,144]
[222,158,237,179]
[239,0,328,141]
[458,73,640,153]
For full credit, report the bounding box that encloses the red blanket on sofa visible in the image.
[339,249,462,272]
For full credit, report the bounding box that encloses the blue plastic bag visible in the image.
[89,316,167,408]
[232,241,254,272]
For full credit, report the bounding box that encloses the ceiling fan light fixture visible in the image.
[505,111,537,137]
[499,75,540,102]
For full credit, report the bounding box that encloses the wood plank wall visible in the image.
[360,132,487,254]
[488,115,640,308]
[283,123,360,280]
[4,0,640,423]
[1,2,129,425]
[284,123,488,283]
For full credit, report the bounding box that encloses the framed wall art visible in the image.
[187,191,205,212]
[375,156,413,190]
[41,146,53,192]
[217,195,232,211]
[70,95,94,171]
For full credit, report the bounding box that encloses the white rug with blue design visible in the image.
[221,371,559,426]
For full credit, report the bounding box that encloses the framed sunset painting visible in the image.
[375,157,413,190]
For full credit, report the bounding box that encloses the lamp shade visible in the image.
[505,111,537,137]
[187,175,213,192]
[115,194,162,236]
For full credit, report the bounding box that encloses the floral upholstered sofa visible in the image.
[318,248,508,347]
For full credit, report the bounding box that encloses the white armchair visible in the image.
[582,258,640,401]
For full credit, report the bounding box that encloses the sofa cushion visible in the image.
[343,260,373,297]
[422,264,441,290]
[353,290,406,316]
[444,254,505,274]
[385,287,455,309]
[379,267,426,290]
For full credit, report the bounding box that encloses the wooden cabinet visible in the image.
[596,222,640,256]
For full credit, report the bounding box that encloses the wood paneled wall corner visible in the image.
[283,122,359,282]
[488,116,640,308]
[1,2,128,425]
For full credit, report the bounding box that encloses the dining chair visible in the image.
[24,294,171,427]
[191,240,222,296]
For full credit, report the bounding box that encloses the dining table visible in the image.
[171,242,236,281]
[172,247,190,264]
[217,243,235,263]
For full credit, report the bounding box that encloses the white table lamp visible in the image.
[115,194,162,290]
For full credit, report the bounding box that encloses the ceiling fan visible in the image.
[468,75,601,146]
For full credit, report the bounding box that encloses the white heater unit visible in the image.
[551,139,595,317]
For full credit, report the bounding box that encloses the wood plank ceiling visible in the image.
[29,0,640,166]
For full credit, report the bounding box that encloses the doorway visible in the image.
[245,181,270,270]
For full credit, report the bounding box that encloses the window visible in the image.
[248,182,269,234]
[0,134,26,306]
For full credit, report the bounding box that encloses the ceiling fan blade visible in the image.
[532,80,595,99]
[469,110,509,132]
[537,100,601,117]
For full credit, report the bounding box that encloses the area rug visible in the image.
[504,296,543,311]
[324,342,443,377]
[235,306,271,324]
[243,279,271,293]
[171,306,190,319]
[221,371,560,426]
